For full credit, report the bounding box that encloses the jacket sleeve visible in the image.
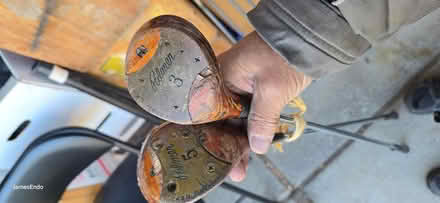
[338,0,440,42]
[247,0,440,78]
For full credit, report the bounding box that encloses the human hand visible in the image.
[217,32,312,182]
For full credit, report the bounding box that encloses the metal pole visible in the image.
[279,115,409,153]
[273,112,398,143]
[303,111,398,134]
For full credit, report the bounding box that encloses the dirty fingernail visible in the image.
[229,165,246,182]
[250,135,272,154]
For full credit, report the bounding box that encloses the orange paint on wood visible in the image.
[140,150,162,203]
[126,28,160,74]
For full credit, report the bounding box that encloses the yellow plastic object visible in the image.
[273,142,285,152]
[100,55,125,77]
[285,97,307,142]
[273,97,307,152]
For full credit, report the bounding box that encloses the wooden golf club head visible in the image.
[137,121,248,203]
[126,15,248,125]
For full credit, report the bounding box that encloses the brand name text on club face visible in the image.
[167,144,187,180]
[150,53,175,92]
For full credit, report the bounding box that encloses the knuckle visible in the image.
[248,112,279,129]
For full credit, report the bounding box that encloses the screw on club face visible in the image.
[136,45,148,57]
[199,134,207,143]
[152,140,163,151]
[207,163,216,174]
[167,182,177,193]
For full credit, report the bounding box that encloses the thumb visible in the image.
[247,82,285,154]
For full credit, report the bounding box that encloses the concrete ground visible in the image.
[204,7,440,203]
[305,97,440,203]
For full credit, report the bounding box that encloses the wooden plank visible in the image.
[0,0,147,72]
[59,184,102,203]
[0,0,231,87]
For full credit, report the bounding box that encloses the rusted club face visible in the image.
[126,15,247,125]
[138,121,248,203]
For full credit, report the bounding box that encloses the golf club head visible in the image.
[137,121,248,203]
[126,15,245,125]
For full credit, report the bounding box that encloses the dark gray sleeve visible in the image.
[248,0,440,78]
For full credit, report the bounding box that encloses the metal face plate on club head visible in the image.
[126,16,217,125]
[137,122,247,203]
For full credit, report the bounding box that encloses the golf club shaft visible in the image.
[279,115,408,153]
